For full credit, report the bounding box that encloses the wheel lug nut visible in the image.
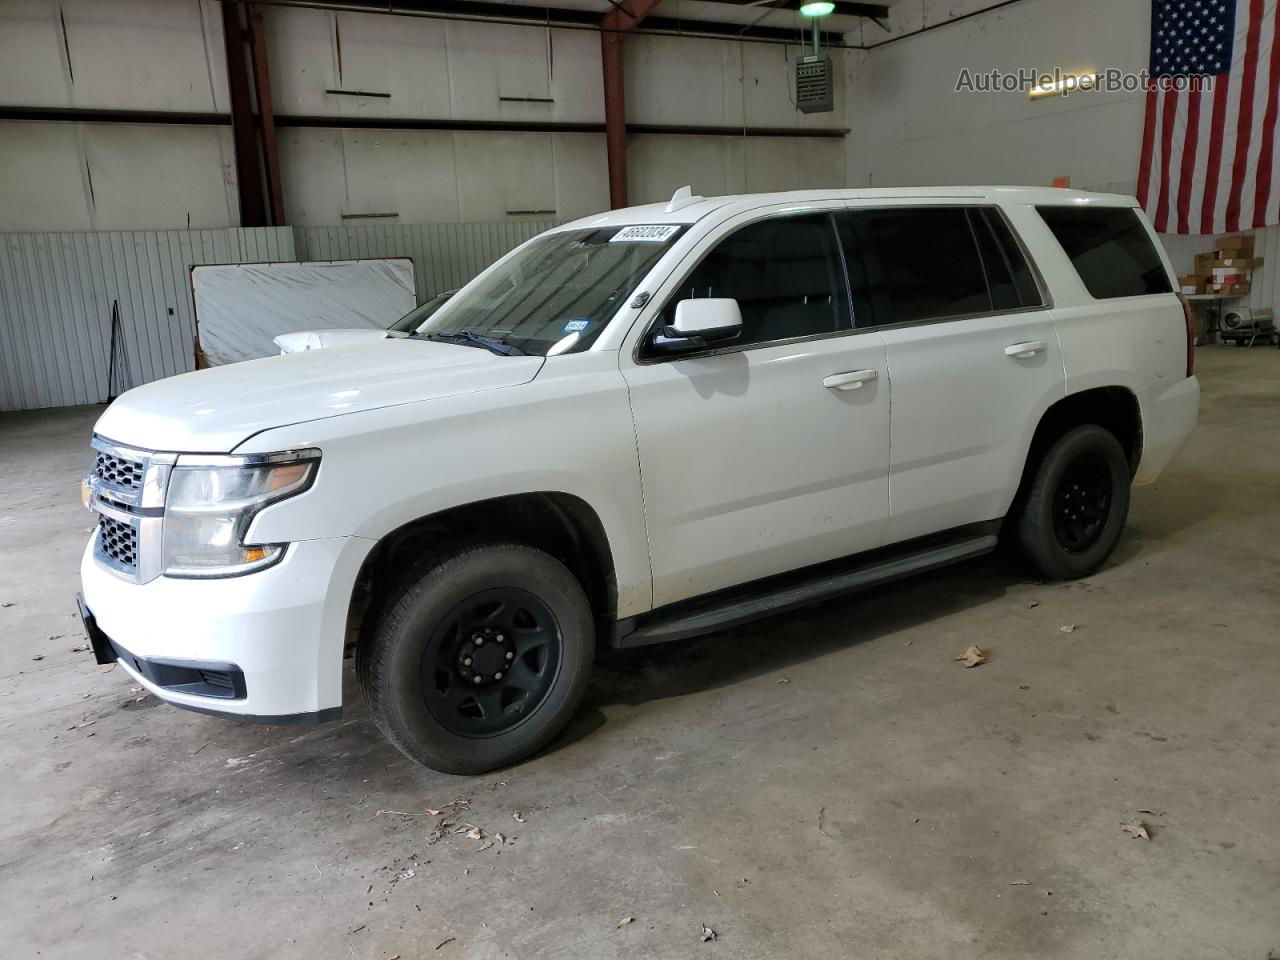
[463,657,472,666]
[475,638,484,646]
[505,651,514,660]
[494,672,503,680]
[496,633,505,642]
[473,676,482,685]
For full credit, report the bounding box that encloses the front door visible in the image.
[622,207,892,609]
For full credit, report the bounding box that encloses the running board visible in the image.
[613,532,999,649]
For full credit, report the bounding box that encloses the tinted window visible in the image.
[975,209,1044,310]
[1037,206,1173,299]
[845,207,992,325]
[657,213,850,352]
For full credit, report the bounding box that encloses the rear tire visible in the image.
[1016,425,1131,580]
[357,542,594,775]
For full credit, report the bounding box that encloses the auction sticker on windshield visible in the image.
[610,225,681,243]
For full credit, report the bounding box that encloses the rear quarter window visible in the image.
[1036,206,1173,299]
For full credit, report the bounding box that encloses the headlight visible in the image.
[162,450,319,578]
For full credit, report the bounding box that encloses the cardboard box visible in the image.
[1209,282,1250,295]
[1216,233,1255,250]
[1216,256,1264,269]
[1178,274,1206,295]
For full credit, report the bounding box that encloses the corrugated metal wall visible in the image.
[0,222,553,412]
[0,228,294,411]
[293,222,557,303]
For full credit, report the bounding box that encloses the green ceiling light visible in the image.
[799,1,835,16]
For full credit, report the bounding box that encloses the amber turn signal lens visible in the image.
[80,479,92,510]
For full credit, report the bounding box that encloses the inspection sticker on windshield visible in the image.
[611,225,680,243]
[562,319,590,333]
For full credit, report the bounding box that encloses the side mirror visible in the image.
[652,298,742,353]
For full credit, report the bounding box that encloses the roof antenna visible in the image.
[665,185,703,213]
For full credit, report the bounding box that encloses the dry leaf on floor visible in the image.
[1121,819,1151,840]
[1009,880,1032,886]
[954,645,987,668]
[777,677,791,685]
[1027,599,1040,609]
[511,811,525,823]
[1060,624,1076,634]
[71,644,89,653]
[616,917,634,929]
[700,924,718,943]
[493,832,506,845]
[31,655,44,662]
[1,602,14,608]
[465,827,483,841]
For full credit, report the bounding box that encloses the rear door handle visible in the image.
[1005,340,1047,359]
[823,369,878,391]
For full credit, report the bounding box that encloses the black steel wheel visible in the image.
[358,543,594,775]
[1051,453,1114,553]
[1016,425,1131,580]
[423,588,562,738]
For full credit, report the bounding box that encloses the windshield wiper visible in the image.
[413,330,525,356]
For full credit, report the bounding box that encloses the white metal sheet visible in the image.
[191,258,415,366]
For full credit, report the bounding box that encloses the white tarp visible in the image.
[192,258,416,365]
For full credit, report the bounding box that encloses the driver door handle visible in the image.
[823,369,878,391]
[1005,340,1047,359]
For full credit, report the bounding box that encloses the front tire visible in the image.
[357,543,594,775]
[1016,425,1132,580]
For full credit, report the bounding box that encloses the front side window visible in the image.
[417,225,681,356]
[648,213,851,356]
[1036,206,1173,299]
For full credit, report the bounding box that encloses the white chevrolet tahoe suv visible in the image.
[78,186,1200,774]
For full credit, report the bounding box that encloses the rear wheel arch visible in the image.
[1020,386,1143,489]
[345,492,618,660]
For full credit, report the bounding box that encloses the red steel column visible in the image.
[248,3,285,225]
[220,1,268,226]
[600,0,662,209]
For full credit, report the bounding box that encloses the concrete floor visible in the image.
[1,346,1278,960]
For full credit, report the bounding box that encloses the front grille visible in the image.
[95,451,144,490]
[97,515,139,571]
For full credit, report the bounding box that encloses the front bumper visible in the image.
[79,534,374,721]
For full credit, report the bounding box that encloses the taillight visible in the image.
[1176,292,1196,378]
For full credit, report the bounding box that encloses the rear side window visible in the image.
[842,206,1042,326]
[1036,206,1173,299]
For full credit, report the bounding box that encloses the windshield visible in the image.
[414,225,682,356]
[388,289,456,333]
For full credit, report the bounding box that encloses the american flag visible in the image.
[1139,0,1280,234]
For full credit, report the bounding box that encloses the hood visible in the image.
[273,328,393,353]
[95,338,545,453]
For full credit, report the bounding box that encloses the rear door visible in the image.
[839,204,1065,544]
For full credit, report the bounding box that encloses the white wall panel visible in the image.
[847,0,1149,190]
[0,0,226,112]
[0,123,237,233]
